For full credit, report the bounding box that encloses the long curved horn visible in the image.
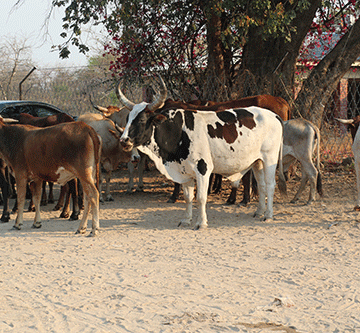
[116,81,135,110]
[147,75,167,112]
[335,118,354,124]
[89,95,109,113]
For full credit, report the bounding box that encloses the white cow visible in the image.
[283,118,322,204]
[77,114,140,201]
[117,77,287,229]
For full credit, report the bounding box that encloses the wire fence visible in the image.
[1,64,359,166]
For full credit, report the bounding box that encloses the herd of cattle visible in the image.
[0,76,357,236]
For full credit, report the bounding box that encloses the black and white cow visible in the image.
[117,77,287,229]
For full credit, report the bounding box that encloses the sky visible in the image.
[1,0,102,68]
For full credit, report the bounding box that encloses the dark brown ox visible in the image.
[0,117,101,236]
[18,112,74,126]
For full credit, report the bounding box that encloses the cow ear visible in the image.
[151,113,167,125]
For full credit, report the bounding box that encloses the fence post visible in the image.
[19,66,36,100]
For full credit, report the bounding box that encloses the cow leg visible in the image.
[13,177,27,230]
[254,160,277,221]
[104,170,113,201]
[41,181,48,206]
[48,182,54,204]
[60,184,71,219]
[30,180,43,228]
[136,154,146,192]
[355,154,360,210]
[239,170,252,206]
[168,182,181,203]
[178,180,195,227]
[0,165,11,222]
[69,179,80,220]
[126,161,135,193]
[76,180,100,236]
[212,174,222,194]
[194,175,210,230]
[226,186,238,205]
[208,173,214,194]
[290,160,318,205]
[54,184,67,211]
[252,161,267,219]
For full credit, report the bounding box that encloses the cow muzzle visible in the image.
[120,137,134,152]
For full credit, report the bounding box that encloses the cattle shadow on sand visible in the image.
[0,166,357,235]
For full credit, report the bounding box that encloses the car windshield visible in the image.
[35,107,58,118]
[0,104,60,119]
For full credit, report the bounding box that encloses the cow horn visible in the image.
[335,118,354,124]
[115,123,124,134]
[116,81,135,110]
[0,116,18,123]
[89,95,107,113]
[147,75,167,112]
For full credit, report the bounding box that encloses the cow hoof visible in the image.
[40,200,48,206]
[136,188,144,193]
[253,212,263,219]
[88,229,99,237]
[60,212,70,219]
[32,222,42,229]
[105,196,114,202]
[1,214,10,223]
[194,224,207,231]
[12,224,21,230]
[178,220,191,228]
[53,204,63,211]
[167,198,177,203]
[75,228,87,235]
[225,200,235,205]
[69,213,80,221]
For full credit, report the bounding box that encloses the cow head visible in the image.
[335,116,360,141]
[118,76,168,152]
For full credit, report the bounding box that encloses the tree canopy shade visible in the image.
[47,0,360,125]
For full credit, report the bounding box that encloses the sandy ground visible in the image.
[0,164,360,333]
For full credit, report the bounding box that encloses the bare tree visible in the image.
[0,35,35,100]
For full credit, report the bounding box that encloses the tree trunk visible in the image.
[200,1,229,101]
[241,0,321,102]
[295,18,360,127]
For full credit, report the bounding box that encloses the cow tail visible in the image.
[313,124,323,197]
[277,122,287,196]
[94,135,102,191]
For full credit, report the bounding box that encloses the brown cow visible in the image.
[18,112,74,126]
[17,113,81,220]
[0,117,101,236]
